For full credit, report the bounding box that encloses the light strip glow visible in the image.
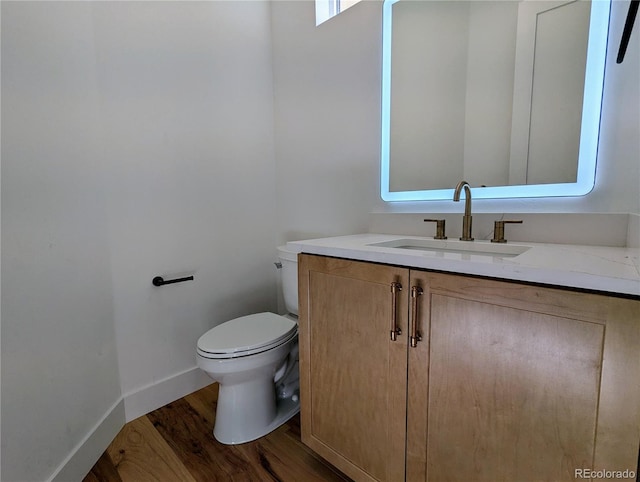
[381,0,611,202]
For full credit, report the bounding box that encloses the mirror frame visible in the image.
[380,0,611,202]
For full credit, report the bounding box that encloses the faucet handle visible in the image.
[491,220,523,243]
[424,219,447,240]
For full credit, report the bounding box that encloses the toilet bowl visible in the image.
[196,246,300,445]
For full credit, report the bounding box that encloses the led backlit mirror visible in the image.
[381,0,611,201]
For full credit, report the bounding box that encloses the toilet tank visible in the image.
[277,245,299,316]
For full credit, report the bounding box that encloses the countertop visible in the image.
[286,233,640,297]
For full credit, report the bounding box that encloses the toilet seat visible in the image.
[197,312,298,359]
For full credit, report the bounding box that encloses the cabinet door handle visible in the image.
[390,281,402,341]
[410,286,423,347]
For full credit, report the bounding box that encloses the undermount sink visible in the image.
[368,238,531,259]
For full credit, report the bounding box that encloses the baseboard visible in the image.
[123,365,213,422]
[48,398,125,482]
[46,367,212,481]
[627,213,639,248]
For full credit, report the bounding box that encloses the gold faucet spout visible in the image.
[453,180,471,215]
[453,180,474,241]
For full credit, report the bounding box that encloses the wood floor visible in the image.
[84,383,351,482]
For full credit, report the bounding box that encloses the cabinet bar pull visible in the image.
[390,281,402,341]
[410,286,423,347]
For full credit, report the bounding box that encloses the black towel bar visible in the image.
[617,0,639,64]
[152,275,194,287]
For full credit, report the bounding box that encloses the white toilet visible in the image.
[196,246,300,445]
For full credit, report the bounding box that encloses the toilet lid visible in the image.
[197,312,297,358]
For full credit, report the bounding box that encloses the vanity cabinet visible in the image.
[298,254,640,482]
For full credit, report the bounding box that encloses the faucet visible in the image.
[453,180,474,241]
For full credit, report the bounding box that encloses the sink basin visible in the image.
[368,238,531,259]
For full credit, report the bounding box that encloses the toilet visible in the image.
[196,246,300,445]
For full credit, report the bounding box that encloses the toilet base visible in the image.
[213,388,300,445]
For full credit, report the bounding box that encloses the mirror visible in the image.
[381,0,611,202]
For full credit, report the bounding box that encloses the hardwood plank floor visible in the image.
[84,383,351,482]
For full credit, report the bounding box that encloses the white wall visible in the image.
[271,0,382,242]
[91,1,279,417]
[1,1,278,480]
[1,4,122,481]
[591,0,640,214]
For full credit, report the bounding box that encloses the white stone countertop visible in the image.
[286,233,640,297]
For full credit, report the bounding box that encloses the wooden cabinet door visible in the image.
[298,254,409,482]
[407,272,640,482]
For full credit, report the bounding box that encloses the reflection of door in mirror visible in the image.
[388,0,590,192]
[510,1,590,185]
